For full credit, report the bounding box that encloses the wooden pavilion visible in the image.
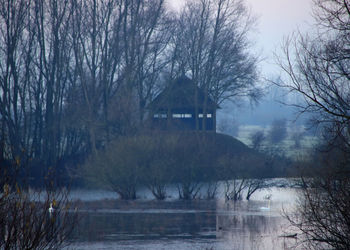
[148,76,218,131]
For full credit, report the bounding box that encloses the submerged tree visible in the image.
[0,186,76,250]
[83,136,152,200]
[0,163,77,250]
[286,147,350,249]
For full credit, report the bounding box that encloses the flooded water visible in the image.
[65,186,300,250]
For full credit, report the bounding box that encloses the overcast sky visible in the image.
[169,0,314,77]
[169,0,314,126]
[246,0,313,77]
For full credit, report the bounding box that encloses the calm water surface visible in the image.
[65,187,300,250]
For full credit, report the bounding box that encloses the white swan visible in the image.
[260,194,272,211]
[48,202,54,216]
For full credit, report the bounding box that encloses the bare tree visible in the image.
[218,153,246,201]
[120,0,171,124]
[250,130,265,151]
[0,0,171,184]
[268,118,287,144]
[69,0,125,154]
[169,0,261,130]
[0,186,76,250]
[32,0,74,169]
[82,136,151,200]
[68,0,171,149]
[223,179,247,201]
[289,125,306,149]
[275,0,350,248]
[0,0,86,182]
[0,0,32,170]
[275,0,350,144]
[245,179,269,200]
[0,0,260,187]
[286,147,350,249]
[0,161,77,250]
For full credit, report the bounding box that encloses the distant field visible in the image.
[233,125,319,158]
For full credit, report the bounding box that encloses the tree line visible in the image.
[0,0,260,186]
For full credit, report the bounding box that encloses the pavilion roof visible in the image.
[149,76,218,111]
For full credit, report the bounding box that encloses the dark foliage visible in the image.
[82,132,279,200]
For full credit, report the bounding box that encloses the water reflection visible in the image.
[72,201,217,242]
[66,189,298,249]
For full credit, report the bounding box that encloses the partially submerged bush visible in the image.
[286,145,350,249]
[82,132,268,200]
[0,184,76,250]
